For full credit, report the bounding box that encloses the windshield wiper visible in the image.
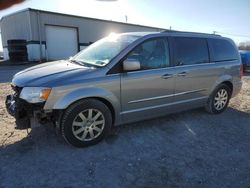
[69,59,83,65]
[69,59,97,68]
[95,61,106,66]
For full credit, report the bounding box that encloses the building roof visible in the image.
[1,8,166,31]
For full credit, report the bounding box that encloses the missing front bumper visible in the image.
[6,94,31,130]
[5,93,56,130]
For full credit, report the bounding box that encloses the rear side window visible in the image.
[210,39,238,62]
[174,37,209,66]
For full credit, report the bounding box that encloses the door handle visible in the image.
[177,72,187,77]
[161,74,173,79]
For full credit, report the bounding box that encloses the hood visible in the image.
[12,60,96,87]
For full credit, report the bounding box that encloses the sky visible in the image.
[0,0,250,51]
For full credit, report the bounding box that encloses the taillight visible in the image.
[240,63,243,80]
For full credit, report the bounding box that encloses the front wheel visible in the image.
[61,99,112,147]
[205,84,231,114]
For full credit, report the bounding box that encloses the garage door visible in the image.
[45,25,78,60]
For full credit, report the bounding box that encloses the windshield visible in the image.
[72,34,139,67]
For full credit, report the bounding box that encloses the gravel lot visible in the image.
[0,67,250,188]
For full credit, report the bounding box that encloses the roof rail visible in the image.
[161,30,178,33]
[161,30,221,36]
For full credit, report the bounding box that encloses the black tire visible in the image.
[8,46,27,51]
[61,99,112,147]
[9,52,28,56]
[205,84,232,114]
[7,40,27,45]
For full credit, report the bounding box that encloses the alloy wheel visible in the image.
[214,89,228,111]
[72,109,105,141]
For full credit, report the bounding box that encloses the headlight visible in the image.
[19,87,51,103]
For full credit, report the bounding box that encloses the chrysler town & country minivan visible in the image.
[6,31,243,147]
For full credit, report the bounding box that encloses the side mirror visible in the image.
[123,59,141,71]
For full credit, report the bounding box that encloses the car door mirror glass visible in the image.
[123,59,141,71]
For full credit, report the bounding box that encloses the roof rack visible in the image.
[161,30,178,33]
[161,30,221,36]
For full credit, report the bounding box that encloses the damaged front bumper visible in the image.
[5,86,54,130]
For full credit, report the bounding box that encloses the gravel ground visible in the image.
[0,72,250,188]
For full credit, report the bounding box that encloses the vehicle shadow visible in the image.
[1,106,249,151]
[0,123,67,154]
[1,107,250,187]
[108,106,250,143]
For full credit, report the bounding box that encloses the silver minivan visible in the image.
[6,31,243,147]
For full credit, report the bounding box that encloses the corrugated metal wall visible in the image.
[0,10,32,47]
[29,9,163,44]
[1,9,165,60]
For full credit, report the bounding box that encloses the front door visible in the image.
[120,37,176,123]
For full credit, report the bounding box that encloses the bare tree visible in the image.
[246,41,250,51]
[238,41,250,51]
[239,42,246,50]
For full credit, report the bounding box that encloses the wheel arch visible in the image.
[210,75,233,95]
[205,78,233,114]
[47,87,121,125]
[56,96,117,126]
[220,81,233,94]
[91,97,116,125]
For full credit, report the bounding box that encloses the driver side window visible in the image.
[127,38,170,70]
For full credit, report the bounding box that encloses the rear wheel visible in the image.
[61,99,112,147]
[205,84,231,114]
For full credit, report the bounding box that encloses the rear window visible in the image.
[210,39,238,62]
[174,37,209,66]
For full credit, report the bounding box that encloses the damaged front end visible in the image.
[5,85,56,130]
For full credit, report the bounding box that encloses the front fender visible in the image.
[44,87,120,122]
[53,87,119,109]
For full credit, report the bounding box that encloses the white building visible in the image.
[0,8,165,61]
